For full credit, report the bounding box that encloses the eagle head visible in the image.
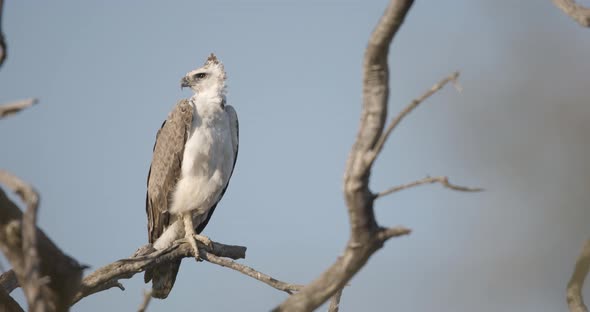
[181,53,226,94]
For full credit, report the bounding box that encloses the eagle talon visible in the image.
[194,234,213,250]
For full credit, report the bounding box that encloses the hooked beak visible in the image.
[180,76,191,89]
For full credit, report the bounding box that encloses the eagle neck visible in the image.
[190,92,225,121]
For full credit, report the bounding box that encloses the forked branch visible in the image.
[274,1,416,311]
[367,71,460,165]
[275,0,478,310]
[72,238,301,305]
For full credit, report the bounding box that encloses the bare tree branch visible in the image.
[202,252,303,295]
[567,239,590,312]
[73,238,301,305]
[275,1,415,310]
[367,72,460,165]
[327,288,343,312]
[0,177,84,312]
[0,98,38,118]
[72,239,246,304]
[137,290,152,312]
[0,170,46,312]
[553,0,590,27]
[375,176,483,199]
[16,174,45,312]
[0,269,18,293]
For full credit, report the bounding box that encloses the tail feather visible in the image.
[144,260,181,299]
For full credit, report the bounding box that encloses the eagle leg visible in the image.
[183,212,202,261]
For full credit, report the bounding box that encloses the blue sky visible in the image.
[2,1,590,311]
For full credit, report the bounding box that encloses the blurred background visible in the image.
[1,0,590,311]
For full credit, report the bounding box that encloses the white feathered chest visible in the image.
[170,94,235,216]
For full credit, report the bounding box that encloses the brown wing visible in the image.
[146,99,192,243]
[144,99,192,298]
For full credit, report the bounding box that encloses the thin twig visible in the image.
[374,176,483,199]
[137,290,152,312]
[553,0,590,27]
[203,253,302,295]
[367,72,460,165]
[328,288,343,312]
[0,98,38,118]
[567,239,590,312]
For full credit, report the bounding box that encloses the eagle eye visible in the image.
[195,73,207,79]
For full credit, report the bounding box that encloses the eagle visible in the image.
[144,54,239,299]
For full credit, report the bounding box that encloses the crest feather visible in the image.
[205,53,220,65]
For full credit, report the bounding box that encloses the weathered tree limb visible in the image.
[553,0,590,27]
[274,1,415,310]
[375,176,482,199]
[0,98,38,118]
[0,173,84,312]
[72,238,301,305]
[0,171,46,312]
[567,239,590,312]
[72,240,246,304]
[20,174,45,312]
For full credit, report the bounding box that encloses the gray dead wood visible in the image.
[72,239,300,306]
[274,1,415,310]
[567,239,590,312]
[0,182,84,312]
[553,0,590,27]
[72,240,246,304]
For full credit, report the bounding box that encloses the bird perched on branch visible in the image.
[144,53,239,299]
